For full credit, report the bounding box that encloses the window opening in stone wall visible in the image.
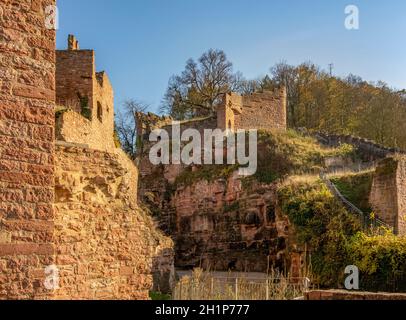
[97,102,103,122]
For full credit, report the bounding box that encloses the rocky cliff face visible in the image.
[139,164,301,274]
[170,173,292,272]
[138,130,355,275]
[54,143,174,299]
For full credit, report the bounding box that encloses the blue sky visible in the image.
[56,0,406,114]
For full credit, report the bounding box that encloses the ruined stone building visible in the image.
[136,87,287,142]
[318,133,406,236]
[1,0,405,302]
[0,1,173,300]
[370,156,406,235]
[55,35,115,151]
[135,87,295,274]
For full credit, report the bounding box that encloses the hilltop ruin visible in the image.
[0,1,173,299]
[0,1,405,300]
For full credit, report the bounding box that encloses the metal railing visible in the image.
[319,172,392,232]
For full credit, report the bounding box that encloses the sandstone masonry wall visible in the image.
[54,144,173,299]
[234,88,287,131]
[396,159,406,235]
[315,132,404,161]
[0,0,56,299]
[56,49,94,112]
[56,43,115,152]
[370,157,406,235]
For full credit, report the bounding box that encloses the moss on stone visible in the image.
[375,157,398,176]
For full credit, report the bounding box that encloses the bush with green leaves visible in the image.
[278,181,361,287]
[278,180,406,291]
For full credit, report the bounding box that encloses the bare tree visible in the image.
[161,49,243,119]
[115,99,148,159]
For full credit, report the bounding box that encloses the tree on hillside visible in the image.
[161,49,243,119]
[264,61,406,149]
[115,99,148,159]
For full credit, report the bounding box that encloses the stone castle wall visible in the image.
[234,88,287,131]
[396,159,406,235]
[217,93,242,131]
[54,143,173,299]
[56,42,115,152]
[370,157,406,235]
[0,4,174,298]
[55,108,115,152]
[315,132,404,162]
[51,37,175,297]
[136,87,287,156]
[0,0,56,299]
[56,49,95,112]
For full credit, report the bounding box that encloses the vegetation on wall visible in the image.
[79,95,92,120]
[278,179,406,292]
[330,171,374,213]
[170,129,354,188]
[278,180,361,287]
[347,232,406,292]
[254,130,355,184]
[173,164,239,188]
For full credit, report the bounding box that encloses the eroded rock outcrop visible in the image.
[54,143,174,299]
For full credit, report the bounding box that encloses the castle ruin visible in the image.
[1,0,405,301]
[0,0,173,300]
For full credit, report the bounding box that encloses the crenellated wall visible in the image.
[56,36,115,152]
[315,132,404,162]
[234,88,287,132]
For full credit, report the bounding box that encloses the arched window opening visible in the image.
[97,102,103,122]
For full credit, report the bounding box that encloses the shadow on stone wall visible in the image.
[151,248,176,294]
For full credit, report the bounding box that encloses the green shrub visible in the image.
[347,232,406,291]
[278,180,406,291]
[278,181,361,287]
[330,171,374,213]
[149,291,171,300]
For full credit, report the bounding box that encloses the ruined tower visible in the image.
[217,87,287,132]
[55,36,115,151]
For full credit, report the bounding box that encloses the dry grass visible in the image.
[172,268,312,300]
[281,174,321,187]
[326,168,375,180]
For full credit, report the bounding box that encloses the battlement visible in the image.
[218,87,287,131]
[137,88,287,143]
[55,35,115,152]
